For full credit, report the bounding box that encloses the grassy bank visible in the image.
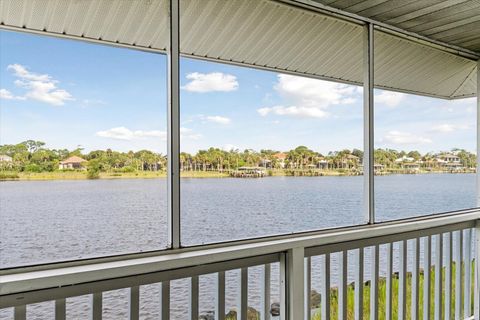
[0,170,234,181]
[0,169,474,181]
[312,261,475,320]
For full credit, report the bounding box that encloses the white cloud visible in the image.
[0,88,25,100]
[430,124,455,133]
[182,72,238,93]
[429,123,470,133]
[97,127,201,141]
[258,105,328,118]
[375,90,405,108]
[258,74,359,119]
[96,127,166,141]
[180,127,202,140]
[7,64,50,82]
[205,115,231,125]
[382,131,432,145]
[6,64,74,106]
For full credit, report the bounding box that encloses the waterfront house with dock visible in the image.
[435,153,464,171]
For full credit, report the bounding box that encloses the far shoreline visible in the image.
[0,169,475,181]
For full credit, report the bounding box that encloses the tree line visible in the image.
[0,141,476,174]
[0,140,166,174]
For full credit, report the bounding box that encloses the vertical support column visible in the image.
[370,245,380,320]
[477,59,480,208]
[190,276,199,320]
[455,231,463,320]
[281,248,305,320]
[161,281,170,320]
[321,254,331,320]
[129,286,140,320]
[386,243,393,320]
[91,292,102,320]
[363,22,375,224]
[304,257,311,320]
[475,220,480,320]
[354,248,364,320]
[262,264,271,320]
[423,236,431,320]
[14,306,26,320]
[434,234,443,320]
[412,238,420,320]
[280,254,287,320]
[238,268,248,320]
[167,0,181,249]
[444,233,452,320]
[339,250,348,320]
[216,271,226,320]
[370,245,379,320]
[398,241,407,320]
[475,59,480,320]
[55,298,66,320]
[464,229,472,319]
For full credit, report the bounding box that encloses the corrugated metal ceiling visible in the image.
[313,0,480,53]
[0,0,477,99]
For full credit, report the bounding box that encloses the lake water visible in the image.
[0,174,476,319]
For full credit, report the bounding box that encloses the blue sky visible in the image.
[0,30,476,155]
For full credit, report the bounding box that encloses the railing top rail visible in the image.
[0,253,280,308]
[1,209,479,297]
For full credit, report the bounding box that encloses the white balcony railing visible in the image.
[0,210,479,320]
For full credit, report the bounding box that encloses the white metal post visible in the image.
[14,306,26,320]
[476,60,480,320]
[55,299,66,320]
[370,245,379,320]
[91,292,102,320]
[364,22,375,224]
[161,281,170,320]
[477,60,480,208]
[262,264,271,320]
[167,0,181,249]
[216,271,226,320]
[475,221,480,320]
[398,241,407,320]
[190,276,199,320]
[354,248,364,320]
[423,236,431,320]
[281,248,304,320]
[129,286,140,320]
[304,257,311,320]
[239,268,248,320]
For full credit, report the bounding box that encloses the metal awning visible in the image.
[0,0,478,99]
[312,0,480,53]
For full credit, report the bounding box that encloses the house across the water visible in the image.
[273,152,287,168]
[0,155,13,162]
[59,156,87,170]
[435,153,463,170]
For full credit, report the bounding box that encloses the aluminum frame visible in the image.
[167,0,181,249]
[364,22,374,224]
